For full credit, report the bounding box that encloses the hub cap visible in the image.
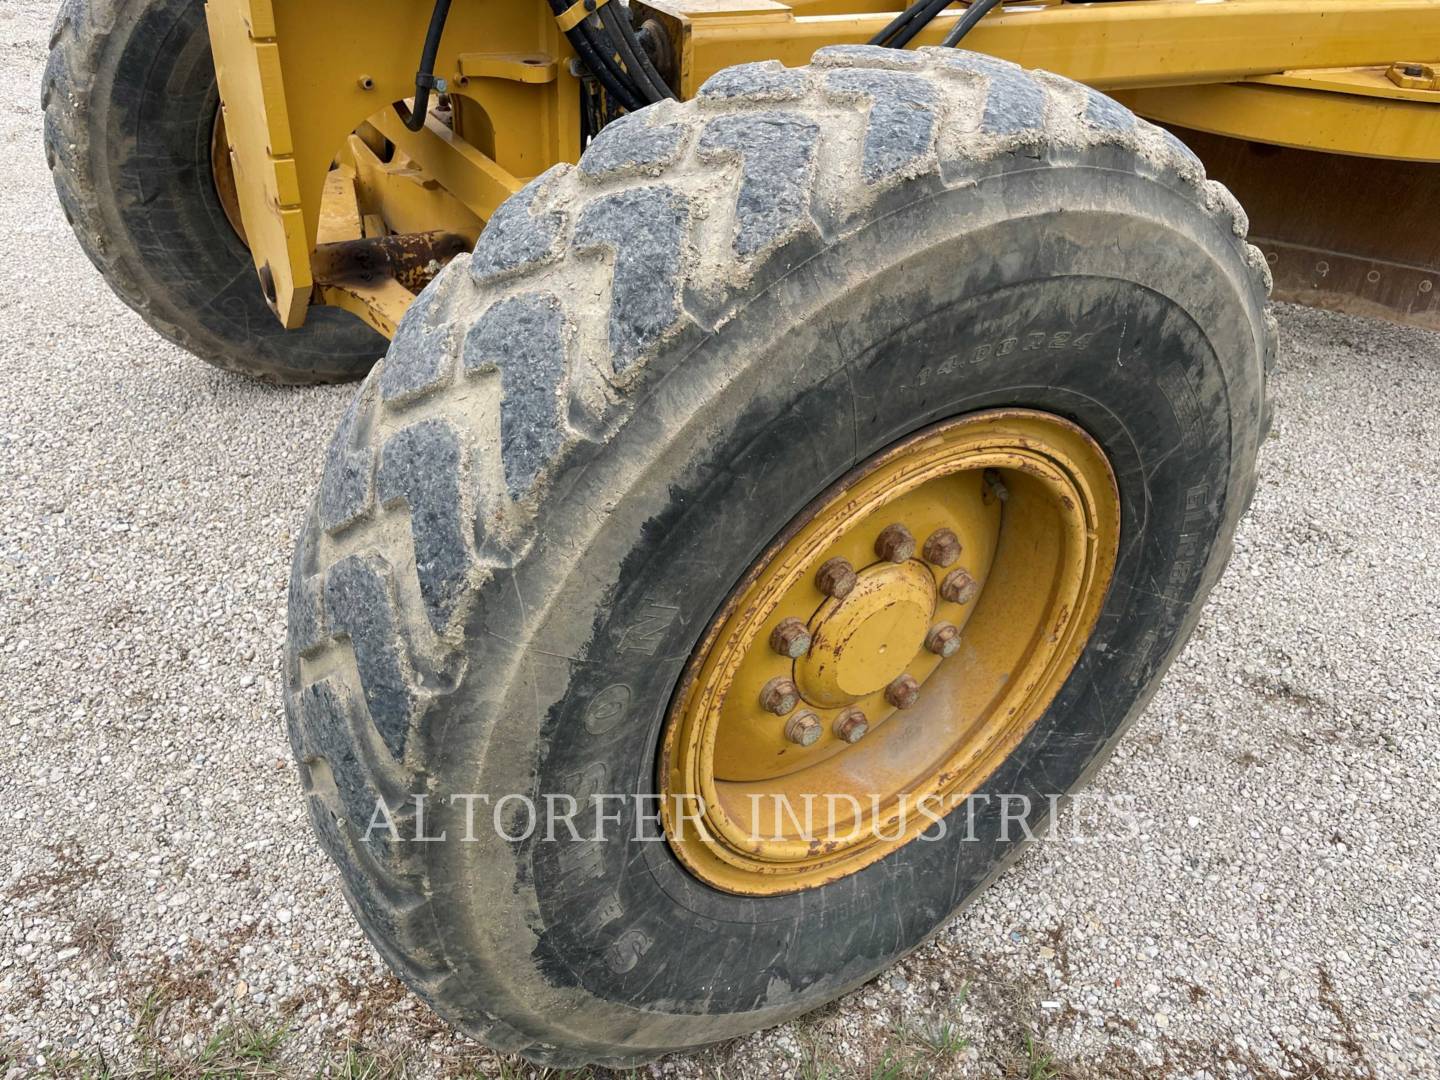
[659,410,1121,895]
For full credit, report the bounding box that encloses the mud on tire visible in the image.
[285,46,1274,1065]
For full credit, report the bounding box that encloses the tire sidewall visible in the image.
[416,157,1265,1053]
[64,0,383,379]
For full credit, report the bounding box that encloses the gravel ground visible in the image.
[3,2,1439,1077]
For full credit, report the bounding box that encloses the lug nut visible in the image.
[815,557,857,599]
[940,568,979,605]
[785,711,823,747]
[922,527,962,567]
[885,673,920,709]
[834,707,869,743]
[769,617,812,658]
[759,676,800,715]
[925,622,962,658]
[874,523,916,563]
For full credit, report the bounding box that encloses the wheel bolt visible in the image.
[815,557,857,599]
[785,711,823,747]
[874,523,916,563]
[922,527,961,567]
[834,707,869,743]
[940,568,979,605]
[885,673,920,709]
[759,676,800,715]
[925,622,962,658]
[769,617,812,658]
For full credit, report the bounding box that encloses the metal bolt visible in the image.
[769,617,812,658]
[940,568,980,605]
[1404,63,1426,77]
[874,523,916,563]
[815,557,857,599]
[785,711,823,747]
[925,622,962,658]
[834,708,869,744]
[922,527,962,567]
[981,468,1009,505]
[885,674,920,709]
[759,677,800,716]
[357,75,376,91]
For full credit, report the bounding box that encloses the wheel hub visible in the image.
[659,410,1120,896]
[797,560,936,708]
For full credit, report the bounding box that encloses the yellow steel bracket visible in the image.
[206,0,311,326]
[1388,61,1440,91]
[205,0,580,330]
[556,0,610,33]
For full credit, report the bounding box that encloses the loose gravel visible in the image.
[3,2,1439,1076]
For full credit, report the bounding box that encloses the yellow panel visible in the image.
[653,0,1440,93]
[1114,82,1440,162]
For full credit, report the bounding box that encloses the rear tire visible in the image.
[285,47,1273,1065]
[42,0,385,384]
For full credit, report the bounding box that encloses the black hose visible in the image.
[869,0,938,46]
[889,0,962,48]
[543,0,647,112]
[591,13,659,103]
[572,20,648,111]
[394,0,454,132]
[940,0,1004,47]
[598,5,674,101]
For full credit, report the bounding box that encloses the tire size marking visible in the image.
[606,927,654,974]
[910,327,1101,388]
[617,600,680,656]
[584,684,633,734]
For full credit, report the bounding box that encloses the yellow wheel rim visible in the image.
[659,410,1121,895]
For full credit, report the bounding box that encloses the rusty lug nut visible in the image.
[769,617,812,658]
[785,711,823,747]
[922,527,962,568]
[874,523,916,563]
[940,568,980,605]
[834,707,869,744]
[815,557,857,599]
[759,676,800,716]
[885,674,921,709]
[925,622,962,658]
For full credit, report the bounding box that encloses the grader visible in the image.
[44,0,1440,1064]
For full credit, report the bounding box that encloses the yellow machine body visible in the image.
[204,0,1440,337]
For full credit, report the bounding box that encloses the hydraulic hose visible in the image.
[395,0,455,132]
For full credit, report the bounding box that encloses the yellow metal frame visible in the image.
[205,0,1440,334]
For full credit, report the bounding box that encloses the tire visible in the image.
[285,46,1274,1066]
[42,0,385,384]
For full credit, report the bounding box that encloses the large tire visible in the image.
[42,0,385,384]
[285,47,1274,1065]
